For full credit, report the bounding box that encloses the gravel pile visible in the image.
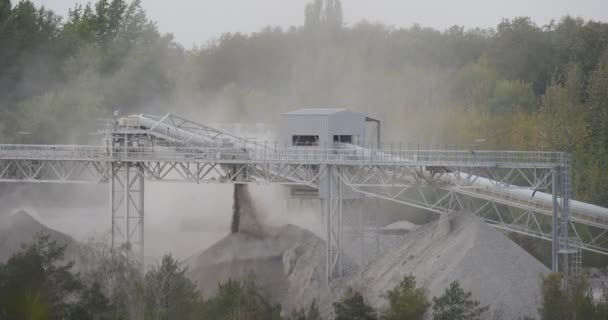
[185,185,551,320]
[0,209,78,262]
[355,213,550,319]
[185,224,330,311]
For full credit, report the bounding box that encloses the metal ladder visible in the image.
[559,155,580,277]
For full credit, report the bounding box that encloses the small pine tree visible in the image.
[381,274,430,320]
[333,288,377,320]
[287,299,322,320]
[144,254,202,320]
[0,234,114,320]
[538,273,569,320]
[199,275,282,320]
[432,281,488,320]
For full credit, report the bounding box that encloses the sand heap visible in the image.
[355,214,550,319]
[0,210,78,262]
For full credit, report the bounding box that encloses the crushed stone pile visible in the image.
[353,214,550,319]
[187,184,339,312]
[0,210,78,262]
[187,184,550,318]
[186,224,329,310]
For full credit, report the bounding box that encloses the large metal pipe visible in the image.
[365,117,381,148]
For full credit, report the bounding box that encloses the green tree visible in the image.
[538,64,587,153]
[432,281,488,320]
[539,273,569,320]
[286,300,322,320]
[380,274,429,320]
[583,59,608,207]
[304,0,342,30]
[490,17,555,94]
[199,276,282,320]
[144,254,202,320]
[0,234,80,319]
[69,282,114,320]
[570,276,595,320]
[0,234,113,320]
[333,288,377,320]
[539,273,599,320]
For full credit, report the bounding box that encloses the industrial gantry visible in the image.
[1,109,607,284]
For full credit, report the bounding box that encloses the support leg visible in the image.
[110,162,145,269]
[552,168,558,272]
[324,165,343,283]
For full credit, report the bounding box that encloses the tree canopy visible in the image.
[380,274,429,320]
[431,281,488,320]
[2,0,608,208]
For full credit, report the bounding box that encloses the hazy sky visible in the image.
[34,0,608,47]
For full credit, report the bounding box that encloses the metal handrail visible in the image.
[0,144,566,166]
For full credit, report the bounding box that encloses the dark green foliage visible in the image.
[0,237,292,320]
[539,273,608,320]
[333,288,377,320]
[539,273,570,320]
[199,276,282,320]
[2,0,608,208]
[286,300,322,320]
[0,234,114,320]
[380,274,429,320]
[144,254,201,320]
[431,281,488,320]
[69,282,114,320]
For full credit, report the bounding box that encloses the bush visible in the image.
[333,288,377,320]
[432,281,488,320]
[380,274,430,320]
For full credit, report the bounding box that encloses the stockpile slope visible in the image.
[186,224,328,310]
[0,210,78,262]
[357,214,550,319]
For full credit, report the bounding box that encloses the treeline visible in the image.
[1,0,608,205]
[5,235,608,320]
[0,235,492,319]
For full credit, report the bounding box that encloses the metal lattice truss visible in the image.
[138,162,325,187]
[112,113,257,148]
[0,159,109,183]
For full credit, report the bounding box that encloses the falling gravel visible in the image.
[231,184,265,236]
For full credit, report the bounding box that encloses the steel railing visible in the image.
[0,144,566,167]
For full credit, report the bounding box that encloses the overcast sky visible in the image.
[34,0,608,47]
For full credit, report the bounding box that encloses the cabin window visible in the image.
[333,135,352,144]
[292,135,319,146]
